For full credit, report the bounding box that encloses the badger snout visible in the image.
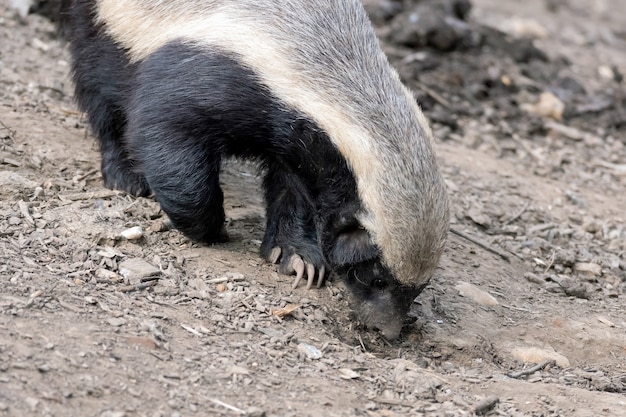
[341,258,426,340]
[372,319,404,341]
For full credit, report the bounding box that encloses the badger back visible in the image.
[95,0,450,286]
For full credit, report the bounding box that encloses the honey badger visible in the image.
[60,0,450,340]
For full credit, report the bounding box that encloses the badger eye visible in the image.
[372,278,387,290]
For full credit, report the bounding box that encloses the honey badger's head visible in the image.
[325,187,449,340]
[341,259,427,341]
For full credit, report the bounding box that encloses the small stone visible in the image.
[95,268,122,281]
[244,407,266,417]
[338,368,360,379]
[561,282,591,299]
[575,262,602,277]
[37,364,51,373]
[211,314,226,322]
[467,208,492,228]
[100,411,126,417]
[31,186,44,200]
[511,347,570,367]
[229,365,250,375]
[150,220,173,232]
[554,249,576,267]
[524,272,544,284]
[521,91,564,120]
[120,226,143,240]
[504,18,547,38]
[597,316,615,327]
[25,397,39,411]
[582,218,601,234]
[226,272,245,280]
[72,250,88,263]
[297,343,323,360]
[455,281,499,306]
[126,336,157,350]
[258,327,285,339]
[598,65,615,80]
[119,258,160,284]
[107,317,127,327]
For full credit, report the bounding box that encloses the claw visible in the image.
[272,249,326,290]
[305,263,316,289]
[290,255,306,289]
[317,265,325,288]
[269,246,282,264]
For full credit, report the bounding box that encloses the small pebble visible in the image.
[297,343,323,360]
[107,317,127,327]
[574,262,602,277]
[455,281,499,306]
[245,407,266,417]
[121,226,143,240]
[524,272,544,284]
[511,346,570,367]
[338,368,360,379]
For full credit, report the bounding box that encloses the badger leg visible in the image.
[126,120,228,244]
[261,166,326,289]
[64,1,150,197]
[88,105,151,198]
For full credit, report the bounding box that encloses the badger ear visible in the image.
[329,221,379,266]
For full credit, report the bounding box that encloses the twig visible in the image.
[527,222,558,234]
[544,250,556,273]
[76,169,99,182]
[18,200,35,225]
[473,396,500,415]
[594,159,626,175]
[181,324,203,337]
[372,397,416,407]
[206,276,229,284]
[507,359,556,379]
[0,120,16,138]
[357,334,366,352]
[210,399,245,415]
[450,228,511,262]
[212,257,233,266]
[59,190,122,201]
[503,201,529,225]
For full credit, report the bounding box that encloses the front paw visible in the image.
[102,160,151,197]
[262,245,326,289]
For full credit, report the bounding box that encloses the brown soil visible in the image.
[1,0,625,416]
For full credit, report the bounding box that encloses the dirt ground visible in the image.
[1,0,625,416]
